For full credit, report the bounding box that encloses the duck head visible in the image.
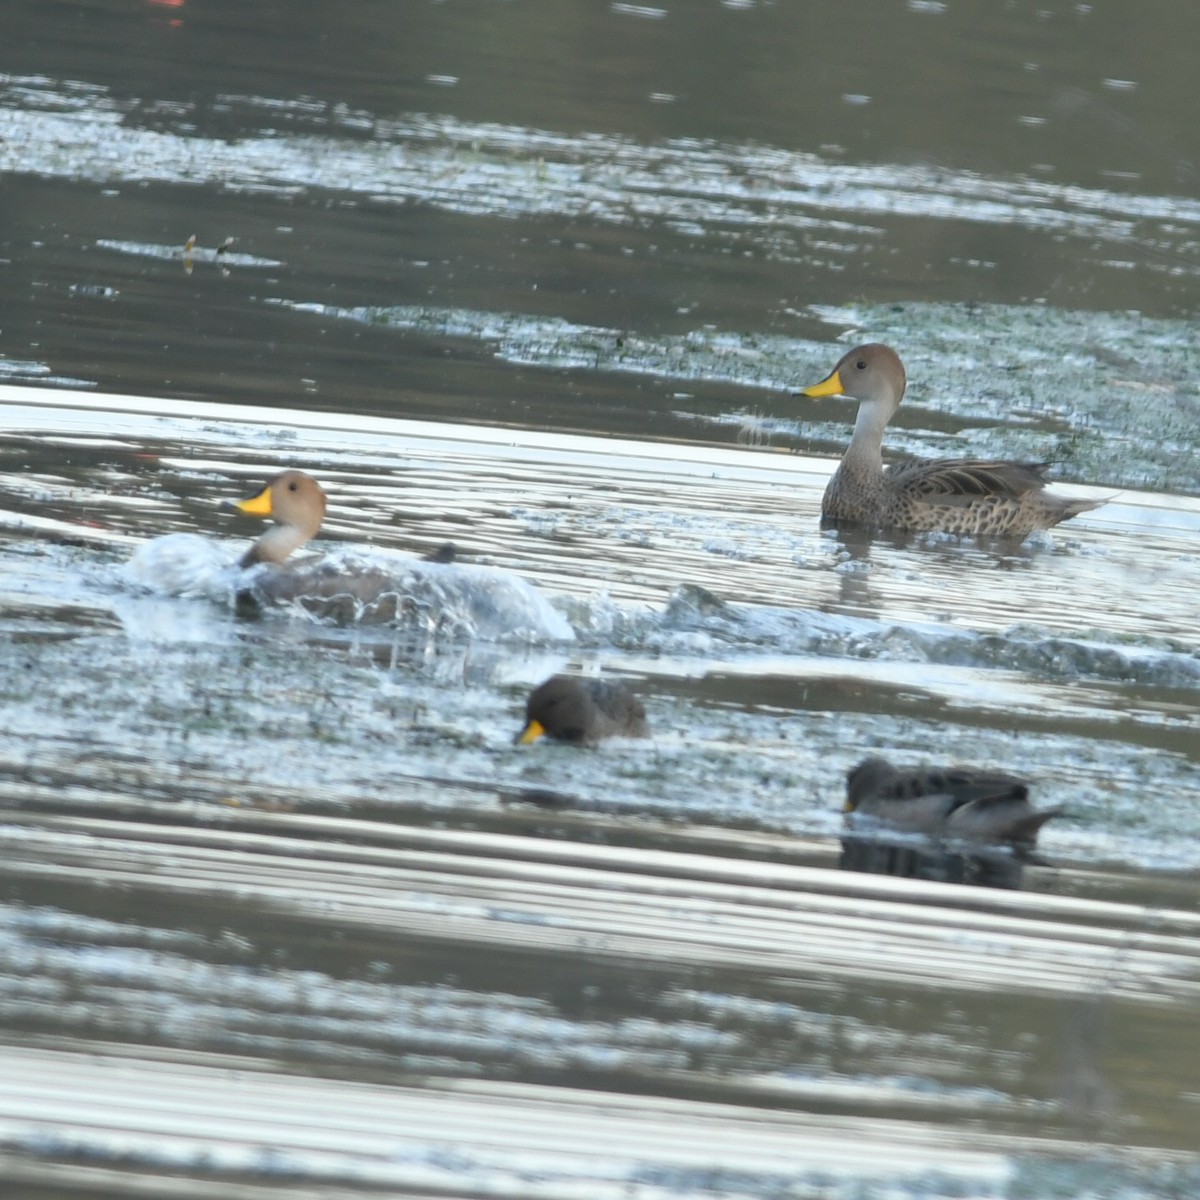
[230,470,328,567]
[798,343,907,419]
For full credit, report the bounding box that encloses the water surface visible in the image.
[1,1,1199,1196]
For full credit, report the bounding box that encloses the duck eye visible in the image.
[288,481,298,491]
[855,359,867,370]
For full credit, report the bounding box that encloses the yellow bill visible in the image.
[516,719,546,745]
[800,368,846,399]
[234,484,275,517]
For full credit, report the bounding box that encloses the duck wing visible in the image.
[886,457,1055,503]
[582,679,649,738]
[861,762,1029,806]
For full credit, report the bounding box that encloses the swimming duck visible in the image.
[125,470,574,642]
[516,675,648,745]
[845,756,1062,848]
[797,344,1101,536]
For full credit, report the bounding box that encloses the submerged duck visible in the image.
[845,756,1062,848]
[515,675,648,745]
[125,470,573,642]
[797,344,1101,536]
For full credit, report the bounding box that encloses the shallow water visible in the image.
[2,0,1200,1196]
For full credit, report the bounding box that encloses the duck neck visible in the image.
[240,523,312,568]
[838,400,888,481]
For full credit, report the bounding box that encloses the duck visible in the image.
[845,755,1062,848]
[796,343,1102,536]
[125,470,574,642]
[515,675,648,745]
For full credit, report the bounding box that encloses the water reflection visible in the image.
[839,833,1029,891]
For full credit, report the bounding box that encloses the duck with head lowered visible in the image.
[124,469,573,642]
[514,674,648,746]
[844,755,1062,850]
[797,343,1102,537]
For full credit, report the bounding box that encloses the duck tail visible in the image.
[1058,496,1104,520]
[1039,492,1105,528]
[1012,806,1064,843]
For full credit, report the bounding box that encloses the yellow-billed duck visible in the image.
[797,344,1101,536]
[515,675,648,745]
[126,470,573,641]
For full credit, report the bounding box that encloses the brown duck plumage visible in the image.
[845,756,1062,847]
[798,344,1102,535]
[516,675,648,745]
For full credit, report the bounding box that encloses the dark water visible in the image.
[3,0,1199,429]
[2,1,1200,1196]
